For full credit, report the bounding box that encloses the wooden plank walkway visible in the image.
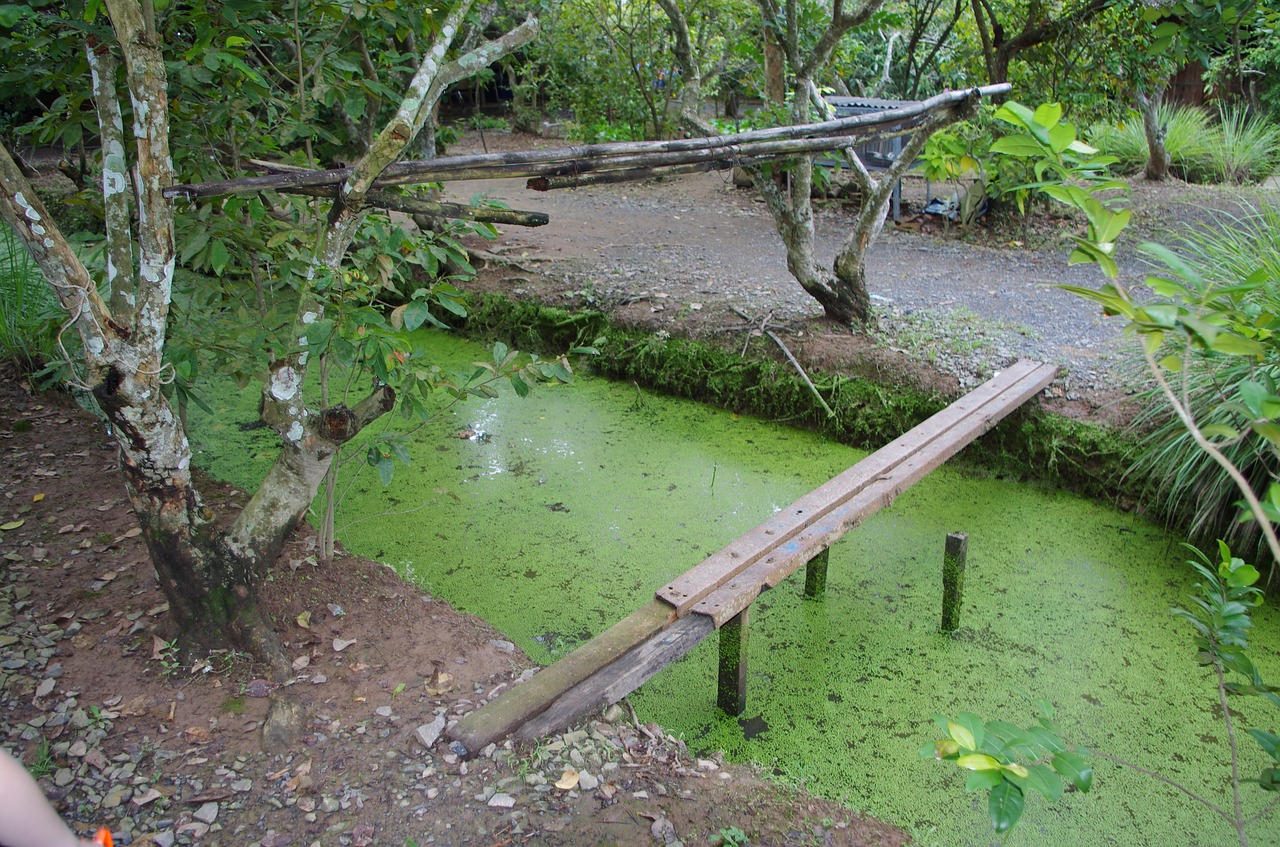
[448,360,1058,754]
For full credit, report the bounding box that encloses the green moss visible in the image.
[220,696,246,715]
[455,293,1138,504]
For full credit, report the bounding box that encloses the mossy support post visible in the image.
[717,608,750,715]
[803,549,829,599]
[941,532,967,632]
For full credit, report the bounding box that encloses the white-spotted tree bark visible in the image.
[0,0,537,674]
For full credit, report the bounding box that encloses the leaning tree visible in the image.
[659,0,998,324]
[0,0,539,675]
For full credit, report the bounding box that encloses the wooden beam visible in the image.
[688,362,1057,626]
[447,599,675,754]
[657,360,1056,616]
[514,614,715,743]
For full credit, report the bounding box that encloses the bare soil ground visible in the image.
[444,130,1278,428]
[0,377,909,847]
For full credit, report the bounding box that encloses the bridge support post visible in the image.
[941,532,968,632]
[717,608,750,716]
[803,548,829,599]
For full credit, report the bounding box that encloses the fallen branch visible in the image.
[733,306,836,419]
[286,186,549,227]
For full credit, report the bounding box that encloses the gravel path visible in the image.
[443,134,1158,396]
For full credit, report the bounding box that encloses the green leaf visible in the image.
[402,300,433,332]
[957,753,1002,771]
[378,457,394,485]
[509,373,530,398]
[492,341,510,366]
[989,780,1025,834]
[966,769,1004,792]
[388,441,412,466]
[0,5,36,26]
[1032,102,1063,129]
[1051,751,1093,792]
[948,721,975,751]
[1011,762,1063,802]
[1249,730,1280,762]
[209,239,230,276]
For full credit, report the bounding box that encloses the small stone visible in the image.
[487,793,516,809]
[193,802,219,824]
[152,832,175,847]
[602,704,624,723]
[231,779,253,792]
[489,640,516,654]
[579,771,599,791]
[54,768,74,787]
[321,797,340,814]
[425,788,439,800]
[375,706,393,718]
[101,785,131,809]
[415,715,446,750]
[262,694,307,755]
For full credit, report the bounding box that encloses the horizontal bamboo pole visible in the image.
[163,84,1010,201]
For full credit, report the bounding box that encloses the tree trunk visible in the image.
[1138,88,1170,182]
[764,26,786,103]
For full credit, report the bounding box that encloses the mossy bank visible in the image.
[459,292,1138,505]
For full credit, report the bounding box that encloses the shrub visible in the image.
[1128,203,1280,566]
[1197,104,1280,185]
[0,221,64,377]
[1087,103,1212,179]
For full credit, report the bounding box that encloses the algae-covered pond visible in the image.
[189,331,1280,846]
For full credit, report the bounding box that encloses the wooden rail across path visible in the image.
[448,359,1059,754]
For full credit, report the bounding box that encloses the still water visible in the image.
[189,331,1280,846]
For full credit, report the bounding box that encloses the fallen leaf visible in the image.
[295,611,312,629]
[132,788,163,806]
[121,527,142,538]
[332,637,356,652]
[554,768,580,790]
[32,494,44,503]
[0,520,24,531]
[151,635,169,660]
[292,655,310,671]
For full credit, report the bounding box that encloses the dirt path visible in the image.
[443,130,1275,421]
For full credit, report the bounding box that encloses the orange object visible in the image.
[93,827,113,847]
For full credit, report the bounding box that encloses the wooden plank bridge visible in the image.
[448,359,1058,754]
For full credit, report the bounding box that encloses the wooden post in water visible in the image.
[718,608,750,715]
[803,548,829,600]
[941,532,968,632]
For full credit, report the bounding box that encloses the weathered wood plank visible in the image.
[447,599,675,754]
[514,614,716,743]
[657,360,1050,613]
[691,362,1057,625]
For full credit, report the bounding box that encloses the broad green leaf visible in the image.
[1252,422,1280,450]
[989,780,1025,833]
[957,754,1002,771]
[948,721,976,752]
[1010,762,1062,802]
[492,341,510,366]
[1032,102,1063,129]
[0,520,24,531]
[377,457,394,485]
[509,373,530,398]
[1051,751,1093,792]
[209,239,230,275]
[388,441,412,465]
[1260,768,1280,791]
[1047,122,1075,154]
[1251,730,1280,763]
[1201,423,1239,440]
[402,300,433,332]
[966,769,1004,792]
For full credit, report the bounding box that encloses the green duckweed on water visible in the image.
[188,331,1280,847]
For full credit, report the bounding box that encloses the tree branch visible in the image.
[85,37,136,320]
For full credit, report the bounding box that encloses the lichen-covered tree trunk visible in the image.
[0,0,537,675]
[1138,88,1171,181]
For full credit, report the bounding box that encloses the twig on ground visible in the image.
[733,307,837,419]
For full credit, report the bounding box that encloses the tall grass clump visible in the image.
[0,222,63,377]
[1128,203,1280,567]
[1197,104,1280,184]
[1088,103,1212,178]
